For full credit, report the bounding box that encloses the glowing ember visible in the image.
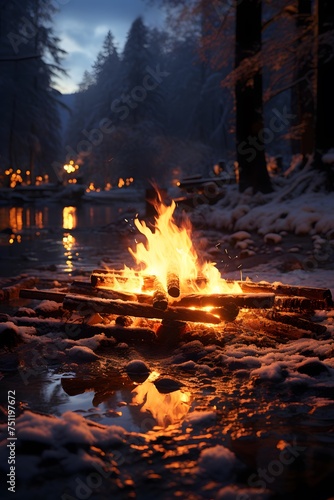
[123,194,241,296]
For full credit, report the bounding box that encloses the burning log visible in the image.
[235,281,333,307]
[167,270,180,298]
[210,304,240,322]
[174,292,275,309]
[152,277,168,310]
[70,281,138,302]
[19,286,139,304]
[62,294,224,324]
[90,270,154,290]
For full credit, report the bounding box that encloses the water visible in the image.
[0,362,192,432]
[0,202,145,277]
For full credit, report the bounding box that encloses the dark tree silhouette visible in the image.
[235,0,272,193]
[315,0,334,154]
[294,0,315,158]
[314,0,334,189]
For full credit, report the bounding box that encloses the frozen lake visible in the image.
[0,202,146,277]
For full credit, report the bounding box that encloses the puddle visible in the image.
[0,365,192,433]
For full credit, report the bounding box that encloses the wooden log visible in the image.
[91,270,155,290]
[63,294,222,324]
[234,280,333,306]
[73,282,153,305]
[19,289,65,302]
[1,277,39,302]
[264,311,328,336]
[274,295,327,311]
[2,316,156,342]
[174,292,275,309]
[70,281,138,302]
[152,277,168,310]
[209,304,240,322]
[167,271,180,298]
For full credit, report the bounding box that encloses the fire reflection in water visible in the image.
[62,233,76,272]
[62,207,78,273]
[63,206,77,230]
[132,372,191,428]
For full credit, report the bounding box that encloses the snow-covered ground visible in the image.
[1,164,334,500]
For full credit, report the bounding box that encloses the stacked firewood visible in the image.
[0,271,332,342]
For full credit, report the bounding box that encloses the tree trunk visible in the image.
[314,0,334,189]
[315,0,334,153]
[235,0,272,193]
[293,0,315,157]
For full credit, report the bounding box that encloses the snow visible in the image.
[184,410,217,427]
[67,345,100,362]
[1,169,334,498]
[198,445,238,481]
[193,186,334,239]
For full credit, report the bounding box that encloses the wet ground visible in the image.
[1,202,334,499]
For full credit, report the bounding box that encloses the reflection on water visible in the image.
[60,368,191,431]
[132,372,191,428]
[0,202,143,277]
[62,233,78,273]
[63,206,77,230]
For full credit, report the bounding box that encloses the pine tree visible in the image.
[0,0,65,184]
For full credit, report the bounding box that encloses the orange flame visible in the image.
[128,196,241,295]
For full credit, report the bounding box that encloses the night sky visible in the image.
[53,0,165,94]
